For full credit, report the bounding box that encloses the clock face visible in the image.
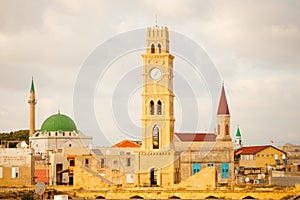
[150,68,162,80]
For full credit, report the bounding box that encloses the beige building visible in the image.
[234,145,287,183]
[280,143,300,172]
[0,148,34,187]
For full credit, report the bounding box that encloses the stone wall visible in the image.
[177,166,216,189]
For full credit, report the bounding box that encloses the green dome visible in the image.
[41,112,77,132]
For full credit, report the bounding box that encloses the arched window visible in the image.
[150,100,154,115]
[158,43,161,53]
[153,125,159,149]
[151,44,155,54]
[225,124,229,135]
[218,124,220,135]
[157,100,162,115]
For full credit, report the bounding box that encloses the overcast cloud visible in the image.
[0,0,299,146]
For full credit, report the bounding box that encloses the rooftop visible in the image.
[175,133,216,142]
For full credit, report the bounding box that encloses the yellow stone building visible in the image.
[234,145,287,183]
[0,148,34,187]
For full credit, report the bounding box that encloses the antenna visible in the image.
[155,14,158,26]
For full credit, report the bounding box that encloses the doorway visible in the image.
[150,168,157,186]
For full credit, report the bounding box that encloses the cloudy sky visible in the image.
[0,0,299,147]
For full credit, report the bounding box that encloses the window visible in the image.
[151,44,155,53]
[0,167,2,178]
[150,100,154,115]
[69,144,72,147]
[126,173,135,183]
[192,163,200,175]
[12,167,19,178]
[85,158,89,167]
[55,132,58,136]
[225,124,229,135]
[241,154,254,160]
[158,43,161,53]
[152,125,159,149]
[113,160,118,165]
[157,100,162,115]
[63,132,65,136]
[207,163,215,167]
[218,124,220,135]
[100,158,105,168]
[221,163,229,178]
[127,158,131,167]
[70,159,75,166]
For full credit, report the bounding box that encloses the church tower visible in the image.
[141,26,175,150]
[216,84,231,141]
[28,78,37,137]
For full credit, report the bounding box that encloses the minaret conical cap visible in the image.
[30,78,35,93]
[236,127,241,137]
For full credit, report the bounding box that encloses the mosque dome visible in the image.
[40,112,77,132]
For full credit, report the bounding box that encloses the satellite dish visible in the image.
[21,141,28,148]
[35,181,46,195]
[245,177,250,183]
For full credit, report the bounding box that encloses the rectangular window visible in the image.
[221,163,229,179]
[12,167,19,178]
[126,173,135,183]
[85,158,89,167]
[127,158,131,167]
[192,163,200,175]
[100,158,105,168]
[70,159,75,166]
[0,167,2,178]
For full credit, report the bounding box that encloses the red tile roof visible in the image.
[234,145,269,156]
[34,169,49,184]
[175,133,216,142]
[217,85,230,115]
[112,140,141,148]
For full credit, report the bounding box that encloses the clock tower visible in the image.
[141,26,175,150]
[135,26,178,187]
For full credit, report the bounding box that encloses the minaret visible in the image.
[28,78,37,137]
[216,84,231,141]
[234,127,242,149]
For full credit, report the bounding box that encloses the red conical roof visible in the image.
[217,84,230,115]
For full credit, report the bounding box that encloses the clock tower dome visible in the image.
[141,26,175,150]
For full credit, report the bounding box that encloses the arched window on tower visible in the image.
[218,124,220,135]
[225,124,229,135]
[150,100,154,115]
[157,100,162,115]
[158,43,161,53]
[153,125,159,149]
[151,44,155,54]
